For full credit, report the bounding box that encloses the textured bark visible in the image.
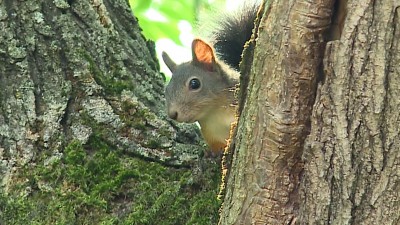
[0,0,219,223]
[220,0,334,223]
[0,0,201,185]
[220,0,400,224]
[300,0,400,224]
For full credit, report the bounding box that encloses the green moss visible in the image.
[120,100,152,131]
[81,51,135,96]
[144,138,162,149]
[0,136,221,224]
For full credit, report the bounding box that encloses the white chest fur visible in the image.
[199,107,236,146]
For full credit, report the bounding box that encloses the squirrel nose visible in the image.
[168,111,178,120]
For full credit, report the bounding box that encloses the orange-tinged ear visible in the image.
[192,39,216,72]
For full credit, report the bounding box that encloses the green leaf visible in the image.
[129,0,204,46]
[158,1,195,23]
[139,19,182,45]
[129,0,152,13]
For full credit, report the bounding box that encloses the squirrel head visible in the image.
[162,39,239,123]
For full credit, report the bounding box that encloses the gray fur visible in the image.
[164,53,239,123]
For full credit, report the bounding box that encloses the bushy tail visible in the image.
[198,1,261,70]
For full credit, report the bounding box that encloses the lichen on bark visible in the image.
[0,0,220,223]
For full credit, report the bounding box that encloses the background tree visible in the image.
[0,0,220,224]
[220,0,400,224]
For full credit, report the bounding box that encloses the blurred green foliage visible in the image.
[129,0,225,45]
[130,0,197,45]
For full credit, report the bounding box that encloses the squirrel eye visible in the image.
[189,78,201,90]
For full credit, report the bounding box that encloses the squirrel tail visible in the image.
[198,1,261,70]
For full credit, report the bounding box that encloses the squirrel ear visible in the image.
[162,51,177,73]
[192,39,216,72]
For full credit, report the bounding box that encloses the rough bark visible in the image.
[220,0,400,224]
[220,0,334,224]
[0,0,220,224]
[300,0,400,224]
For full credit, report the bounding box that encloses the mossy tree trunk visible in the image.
[0,0,220,224]
[220,0,400,224]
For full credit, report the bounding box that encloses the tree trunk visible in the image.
[220,0,399,224]
[300,0,400,224]
[0,0,220,224]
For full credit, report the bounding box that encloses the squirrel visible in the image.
[162,2,259,154]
